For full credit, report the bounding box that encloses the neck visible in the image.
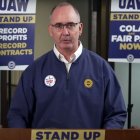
[56,41,80,62]
[60,50,75,62]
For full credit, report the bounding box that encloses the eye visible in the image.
[66,23,75,29]
[55,23,63,29]
[51,22,79,31]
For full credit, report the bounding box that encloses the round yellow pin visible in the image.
[84,79,93,88]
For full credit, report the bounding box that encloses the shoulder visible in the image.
[34,50,54,65]
[22,50,54,77]
[83,48,115,75]
[83,48,111,67]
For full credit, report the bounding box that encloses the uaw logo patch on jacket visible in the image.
[84,78,93,88]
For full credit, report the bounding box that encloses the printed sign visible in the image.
[0,0,37,70]
[108,0,140,63]
[31,129,105,140]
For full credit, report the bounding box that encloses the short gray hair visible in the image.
[50,2,80,21]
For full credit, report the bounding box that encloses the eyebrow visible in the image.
[52,22,79,25]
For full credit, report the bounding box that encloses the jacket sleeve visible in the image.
[7,67,35,128]
[102,62,127,129]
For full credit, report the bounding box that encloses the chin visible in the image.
[61,44,73,49]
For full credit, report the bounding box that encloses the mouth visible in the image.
[61,39,71,43]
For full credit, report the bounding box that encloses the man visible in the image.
[7,2,127,128]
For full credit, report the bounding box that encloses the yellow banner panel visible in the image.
[31,129,105,140]
[110,13,140,21]
[0,15,35,24]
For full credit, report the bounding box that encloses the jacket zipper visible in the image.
[66,69,69,89]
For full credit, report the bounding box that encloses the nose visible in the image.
[61,26,70,35]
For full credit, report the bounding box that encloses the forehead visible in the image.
[50,5,79,23]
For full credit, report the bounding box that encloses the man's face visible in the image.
[48,5,83,53]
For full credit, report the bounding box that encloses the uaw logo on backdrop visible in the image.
[0,0,37,70]
[108,0,140,63]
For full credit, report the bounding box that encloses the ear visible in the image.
[48,25,53,37]
[79,22,83,36]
